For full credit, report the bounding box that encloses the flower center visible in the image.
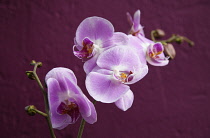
[114,70,133,83]
[57,100,80,122]
[148,43,164,59]
[73,38,94,60]
[149,50,162,59]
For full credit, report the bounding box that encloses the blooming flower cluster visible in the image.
[46,10,169,129]
[73,10,169,110]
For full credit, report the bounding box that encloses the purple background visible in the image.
[1,0,210,137]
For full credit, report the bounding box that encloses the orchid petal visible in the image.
[97,46,141,72]
[133,10,140,31]
[83,53,99,74]
[76,17,114,46]
[124,65,148,85]
[46,78,72,129]
[81,99,97,124]
[115,89,134,111]
[126,12,133,26]
[146,54,169,66]
[73,94,91,117]
[86,71,130,103]
[45,67,77,84]
[128,35,147,65]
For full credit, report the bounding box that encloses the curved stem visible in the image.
[32,62,56,138]
[33,108,48,117]
[151,30,156,41]
[77,119,86,138]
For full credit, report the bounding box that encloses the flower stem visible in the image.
[150,30,194,47]
[77,119,86,138]
[32,62,56,138]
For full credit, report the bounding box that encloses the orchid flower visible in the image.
[128,34,169,66]
[85,46,148,110]
[127,10,145,37]
[146,42,169,66]
[45,67,97,130]
[73,16,128,74]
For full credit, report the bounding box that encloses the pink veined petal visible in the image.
[101,32,129,48]
[45,67,77,84]
[76,16,114,46]
[46,78,72,129]
[133,10,140,31]
[86,71,130,103]
[92,68,113,75]
[115,89,134,111]
[136,34,154,53]
[97,46,141,72]
[46,78,61,107]
[111,32,128,46]
[128,35,147,66]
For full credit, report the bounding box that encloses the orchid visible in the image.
[85,46,148,108]
[24,8,194,138]
[146,42,169,66]
[127,10,145,37]
[45,67,97,129]
[73,16,128,74]
[128,34,169,66]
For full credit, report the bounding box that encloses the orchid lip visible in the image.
[57,100,80,123]
[73,38,95,60]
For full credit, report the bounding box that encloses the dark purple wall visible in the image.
[1,0,210,137]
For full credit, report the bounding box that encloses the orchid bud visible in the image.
[25,71,35,80]
[25,105,37,116]
[154,29,165,38]
[163,43,176,60]
[30,60,36,65]
[37,62,42,68]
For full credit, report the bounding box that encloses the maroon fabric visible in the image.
[1,0,210,137]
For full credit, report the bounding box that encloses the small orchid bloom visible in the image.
[45,67,97,130]
[146,42,169,66]
[73,16,128,74]
[127,10,145,37]
[128,35,169,66]
[86,46,148,104]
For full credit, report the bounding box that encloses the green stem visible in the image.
[160,34,177,43]
[32,62,56,138]
[33,108,48,117]
[77,119,86,138]
[151,30,156,41]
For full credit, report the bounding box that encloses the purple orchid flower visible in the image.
[45,67,97,130]
[73,16,128,74]
[127,10,145,37]
[128,34,169,66]
[146,42,169,66]
[85,46,148,109]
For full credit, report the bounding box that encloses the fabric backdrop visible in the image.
[0,0,210,137]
